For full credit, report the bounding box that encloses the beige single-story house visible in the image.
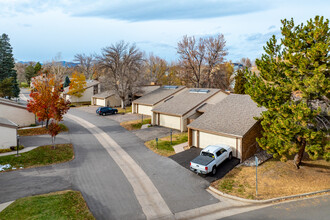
[0,118,18,149]
[132,85,185,116]
[187,94,266,162]
[63,80,100,103]
[91,90,122,107]
[0,98,35,127]
[151,88,228,132]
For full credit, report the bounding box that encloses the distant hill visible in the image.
[17,61,79,67]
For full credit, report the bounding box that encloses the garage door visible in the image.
[199,131,240,158]
[96,98,105,106]
[138,105,152,115]
[159,114,181,130]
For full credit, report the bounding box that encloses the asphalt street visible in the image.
[221,195,330,220]
[0,108,219,219]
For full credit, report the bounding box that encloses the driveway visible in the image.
[132,125,181,142]
[169,147,240,182]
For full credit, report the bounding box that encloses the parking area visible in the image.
[76,106,149,123]
[132,125,180,142]
[169,147,240,182]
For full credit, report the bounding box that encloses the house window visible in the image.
[93,85,98,95]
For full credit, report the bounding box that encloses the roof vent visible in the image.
[189,89,210,94]
[163,85,178,89]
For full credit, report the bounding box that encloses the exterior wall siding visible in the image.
[0,126,17,149]
[0,105,35,127]
[66,86,94,103]
[199,131,241,159]
[159,114,181,130]
[138,105,153,116]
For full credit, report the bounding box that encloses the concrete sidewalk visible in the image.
[173,142,188,153]
[0,146,38,157]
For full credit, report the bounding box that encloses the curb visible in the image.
[19,125,43,130]
[0,201,14,213]
[209,186,330,204]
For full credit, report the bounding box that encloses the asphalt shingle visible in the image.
[152,88,223,116]
[132,86,185,106]
[188,94,266,137]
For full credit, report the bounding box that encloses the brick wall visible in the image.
[242,121,263,161]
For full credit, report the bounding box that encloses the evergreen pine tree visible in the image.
[63,76,71,87]
[0,33,19,98]
[245,16,329,169]
[234,68,247,94]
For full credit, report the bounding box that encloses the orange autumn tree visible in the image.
[27,72,70,128]
[68,71,86,102]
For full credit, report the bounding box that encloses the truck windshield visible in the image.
[201,152,214,158]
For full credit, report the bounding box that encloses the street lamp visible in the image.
[16,135,20,157]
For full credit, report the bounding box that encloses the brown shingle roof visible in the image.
[133,86,185,106]
[92,90,116,99]
[0,117,18,128]
[188,94,266,137]
[134,86,161,97]
[152,88,224,116]
[0,98,27,109]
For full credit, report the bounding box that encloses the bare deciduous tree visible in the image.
[177,34,227,88]
[74,53,96,79]
[98,41,144,108]
[145,54,167,85]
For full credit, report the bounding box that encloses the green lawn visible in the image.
[18,123,68,136]
[0,144,74,171]
[145,132,188,157]
[0,190,95,220]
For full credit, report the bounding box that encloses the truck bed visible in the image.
[191,155,214,166]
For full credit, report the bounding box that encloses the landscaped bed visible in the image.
[212,157,330,200]
[0,143,74,172]
[120,118,151,130]
[0,190,95,219]
[145,132,188,157]
[18,123,68,136]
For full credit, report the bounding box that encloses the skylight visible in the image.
[189,89,210,94]
[163,85,178,89]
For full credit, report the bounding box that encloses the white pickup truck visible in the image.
[190,145,232,175]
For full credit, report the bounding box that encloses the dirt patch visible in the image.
[212,158,330,200]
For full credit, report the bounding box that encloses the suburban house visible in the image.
[63,80,100,103]
[0,118,18,149]
[0,98,35,127]
[151,88,228,132]
[132,85,185,116]
[187,94,266,162]
[91,90,122,107]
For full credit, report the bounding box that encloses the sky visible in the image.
[1,0,329,63]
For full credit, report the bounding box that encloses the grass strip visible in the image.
[120,118,151,130]
[18,123,68,136]
[0,143,74,171]
[0,190,95,220]
[145,132,188,157]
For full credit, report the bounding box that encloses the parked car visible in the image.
[190,144,232,175]
[96,107,118,116]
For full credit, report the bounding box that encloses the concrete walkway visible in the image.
[0,146,38,157]
[173,142,188,153]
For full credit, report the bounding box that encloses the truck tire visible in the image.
[211,166,217,176]
[228,152,232,160]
